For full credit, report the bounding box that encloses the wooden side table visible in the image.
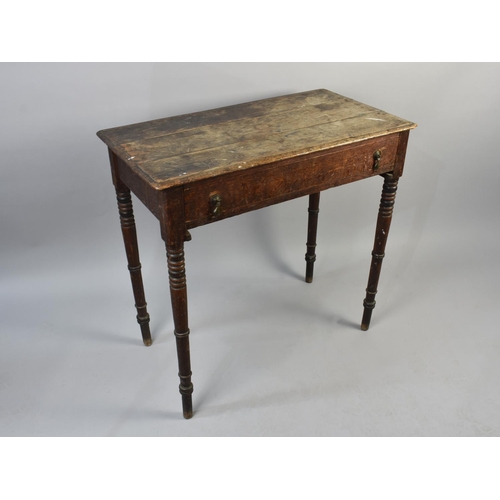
[97,89,416,418]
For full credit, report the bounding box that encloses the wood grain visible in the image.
[183,133,400,228]
[97,89,416,190]
[98,89,417,419]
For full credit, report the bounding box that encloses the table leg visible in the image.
[305,192,320,283]
[361,173,399,331]
[115,184,152,346]
[166,243,193,419]
[161,187,193,419]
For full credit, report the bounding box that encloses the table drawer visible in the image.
[184,133,400,229]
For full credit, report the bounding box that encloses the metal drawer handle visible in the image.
[373,150,382,171]
[210,194,222,217]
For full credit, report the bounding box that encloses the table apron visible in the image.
[184,133,400,229]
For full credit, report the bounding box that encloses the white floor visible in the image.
[2,176,499,437]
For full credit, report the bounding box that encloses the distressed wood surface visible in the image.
[97,89,416,190]
[183,133,401,229]
[98,89,416,418]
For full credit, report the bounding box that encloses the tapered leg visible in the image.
[160,186,193,419]
[166,244,193,419]
[305,192,321,283]
[115,185,152,346]
[361,173,399,331]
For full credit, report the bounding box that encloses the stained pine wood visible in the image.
[159,187,193,419]
[97,89,416,419]
[361,173,399,330]
[110,152,152,347]
[183,133,400,229]
[97,89,416,190]
[305,192,320,283]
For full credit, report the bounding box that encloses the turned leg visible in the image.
[361,173,399,331]
[166,243,193,419]
[115,185,152,346]
[305,192,320,283]
[161,186,193,419]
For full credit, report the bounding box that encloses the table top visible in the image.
[97,89,416,190]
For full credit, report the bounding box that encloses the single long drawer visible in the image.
[184,133,400,229]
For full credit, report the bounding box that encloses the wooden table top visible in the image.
[97,89,416,190]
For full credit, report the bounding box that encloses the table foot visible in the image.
[361,173,399,330]
[360,300,375,331]
[181,393,193,419]
[305,192,320,283]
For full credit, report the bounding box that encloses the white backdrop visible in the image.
[1,63,499,437]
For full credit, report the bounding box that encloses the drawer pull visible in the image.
[210,194,222,217]
[373,150,382,171]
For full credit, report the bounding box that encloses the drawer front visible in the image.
[184,133,400,229]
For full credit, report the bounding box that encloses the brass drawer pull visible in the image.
[210,194,222,217]
[373,150,382,170]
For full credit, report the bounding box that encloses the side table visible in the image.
[97,89,416,418]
